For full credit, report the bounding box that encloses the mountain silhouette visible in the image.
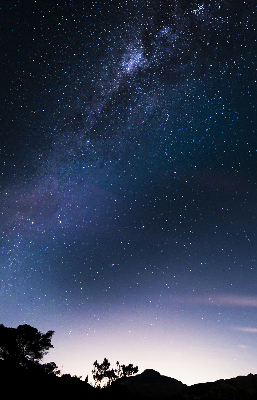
[182,373,257,400]
[2,358,257,400]
[103,368,186,399]
[102,369,257,400]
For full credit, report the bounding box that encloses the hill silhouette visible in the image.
[0,360,100,400]
[101,369,257,400]
[1,360,257,400]
[103,368,186,398]
[1,323,257,399]
[181,374,257,400]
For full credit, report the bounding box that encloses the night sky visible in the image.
[1,0,257,385]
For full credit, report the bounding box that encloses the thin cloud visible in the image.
[210,295,257,307]
[234,327,257,334]
[190,295,257,308]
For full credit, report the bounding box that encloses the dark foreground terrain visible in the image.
[104,369,257,400]
[1,362,257,400]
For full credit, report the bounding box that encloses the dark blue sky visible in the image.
[1,0,257,385]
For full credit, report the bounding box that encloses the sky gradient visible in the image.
[1,0,257,385]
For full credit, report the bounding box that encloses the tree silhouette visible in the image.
[92,358,138,388]
[42,361,60,375]
[116,361,139,378]
[92,358,116,388]
[0,323,54,368]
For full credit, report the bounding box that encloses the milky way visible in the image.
[1,0,257,385]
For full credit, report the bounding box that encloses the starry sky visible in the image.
[1,0,257,386]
